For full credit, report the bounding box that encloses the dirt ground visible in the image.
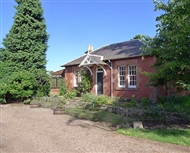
[0,104,190,153]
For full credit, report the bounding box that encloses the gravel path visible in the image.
[0,104,190,153]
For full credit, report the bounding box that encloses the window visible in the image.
[74,71,79,87]
[118,66,126,88]
[74,70,84,87]
[128,65,136,88]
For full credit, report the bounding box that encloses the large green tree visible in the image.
[142,0,190,91]
[0,0,50,102]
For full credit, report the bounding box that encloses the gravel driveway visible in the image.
[1,104,190,153]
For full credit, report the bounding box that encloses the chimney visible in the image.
[88,44,91,52]
[90,45,93,52]
[85,44,93,54]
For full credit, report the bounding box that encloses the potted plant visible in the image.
[53,97,66,115]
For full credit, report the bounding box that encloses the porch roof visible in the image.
[78,54,107,76]
[79,54,107,67]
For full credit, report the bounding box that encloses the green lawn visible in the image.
[117,128,190,146]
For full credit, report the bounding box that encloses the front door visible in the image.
[97,70,103,95]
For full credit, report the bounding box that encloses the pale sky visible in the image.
[1,0,161,71]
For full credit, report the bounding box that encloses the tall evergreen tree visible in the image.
[1,0,48,71]
[142,0,190,92]
[0,0,50,102]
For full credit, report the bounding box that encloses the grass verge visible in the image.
[117,128,190,146]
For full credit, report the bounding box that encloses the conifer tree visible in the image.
[1,0,48,70]
[0,0,50,102]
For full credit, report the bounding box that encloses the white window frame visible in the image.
[128,65,137,88]
[74,70,79,87]
[118,66,126,88]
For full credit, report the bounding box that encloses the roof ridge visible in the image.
[90,39,140,53]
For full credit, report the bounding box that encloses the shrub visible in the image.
[23,99,31,104]
[77,72,92,94]
[59,79,68,96]
[64,89,78,99]
[33,69,50,97]
[95,95,113,107]
[81,93,95,102]
[82,94,114,110]
[156,95,190,114]
[0,71,37,102]
[0,69,50,103]
[141,98,151,109]
[0,97,6,104]
[129,98,137,107]
[56,97,66,109]
[123,95,137,108]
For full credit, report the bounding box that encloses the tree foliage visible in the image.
[0,71,37,101]
[0,0,50,102]
[131,34,144,40]
[142,0,190,91]
[78,72,92,94]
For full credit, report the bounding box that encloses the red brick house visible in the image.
[61,39,162,101]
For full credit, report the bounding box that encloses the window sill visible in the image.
[116,87,138,91]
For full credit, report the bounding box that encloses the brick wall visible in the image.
[111,56,157,100]
[65,66,79,91]
[64,56,169,100]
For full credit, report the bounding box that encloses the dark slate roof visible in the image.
[62,39,144,67]
[91,56,107,65]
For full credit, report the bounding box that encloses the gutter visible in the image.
[108,60,113,98]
